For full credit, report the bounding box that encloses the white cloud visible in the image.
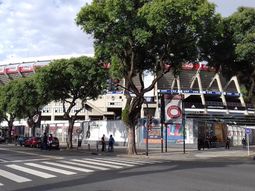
[209,0,255,17]
[0,0,93,61]
[0,0,254,61]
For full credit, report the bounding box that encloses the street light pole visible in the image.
[144,99,150,156]
[182,94,186,154]
[160,94,165,153]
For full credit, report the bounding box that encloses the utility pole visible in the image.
[146,114,152,156]
[182,94,186,154]
[160,94,165,153]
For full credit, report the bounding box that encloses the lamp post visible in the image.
[160,94,165,153]
[182,94,186,154]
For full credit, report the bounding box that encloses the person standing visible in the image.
[242,138,247,148]
[42,133,48,150]
[225,137,230,149]
[48,134,53,151]
[108,135,115,152]
[101,134,106,152]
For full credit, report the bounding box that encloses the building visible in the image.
[0,55,254,148]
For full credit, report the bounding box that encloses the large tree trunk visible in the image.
[127,125,137,155]
[7,120,14,143]
[27,117,36,137]
[126,96,144,155]
[67,119,74,149]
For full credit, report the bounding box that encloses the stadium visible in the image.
[0,55,254,148]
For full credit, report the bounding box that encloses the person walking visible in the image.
[101,134,106,152]
[42,133,48,150]
[242,137,247,148]
[108,135,115,152]
[48,134,53,151]
[225,137,230,149]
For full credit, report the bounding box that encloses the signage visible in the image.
[159,89,240,96]
[245,128,251,134]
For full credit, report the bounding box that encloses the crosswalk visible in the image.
[0,157,161,187]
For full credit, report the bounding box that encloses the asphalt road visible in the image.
[1,144,255,191]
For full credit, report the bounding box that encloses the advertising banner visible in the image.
[165,95,183,124]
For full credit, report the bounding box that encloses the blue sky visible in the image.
[0,0,254,61]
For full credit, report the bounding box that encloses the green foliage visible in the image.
[77,0,221,76]
[109,56,124,80]
[227,7,255,63]
[76,0,222,153]
[211,7,255,100]
[0,76,45,120]
[140,0,222,65]
[121,105,130,125]
[36,56,107,104]
[35,56,107,148]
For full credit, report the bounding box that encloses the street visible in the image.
[0,144,255,191]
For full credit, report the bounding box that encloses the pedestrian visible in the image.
[101,134,106,152]
[242,137,246,148]
[205,135,210,149]
[48,134,53,151]
[108,134,115,152]
[198,138,205,151]
[41,132,48,150]
[225,137,230,149]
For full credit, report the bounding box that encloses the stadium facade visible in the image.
[0,55,254,148]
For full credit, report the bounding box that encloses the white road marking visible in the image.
[95,158,145,165]
[0,183,3,186]
[0,169,31,183]
[96,157,160,165]
[79,159,123,169]
[25,163,76,175]
[6,158,60,163]
[85,158,134,167]
[42,161,94,173]
[6,164,56,178]
[62,160,109,170]
[0,148,63,161]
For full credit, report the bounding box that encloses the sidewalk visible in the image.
[139,146,255,161]
[2,143,255,161]
[73,143,255,161]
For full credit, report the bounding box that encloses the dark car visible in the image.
[51,137,60,149]
[24,137,41,148]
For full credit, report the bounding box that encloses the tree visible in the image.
[220,7,255,102]
[0,82,18,142]
[76,0,221,154]
[0,76,47,141]
[9,76,47,136]
[36,56,107,149]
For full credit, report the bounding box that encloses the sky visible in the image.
[0,0,254,62]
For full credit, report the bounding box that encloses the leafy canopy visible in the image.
[0,76,46,120]
[36,56,107,104]
[77,0,222,77]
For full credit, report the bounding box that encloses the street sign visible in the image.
[245,128,251,134]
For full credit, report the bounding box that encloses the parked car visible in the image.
[17,136,28,146]
[24,137,41,148]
